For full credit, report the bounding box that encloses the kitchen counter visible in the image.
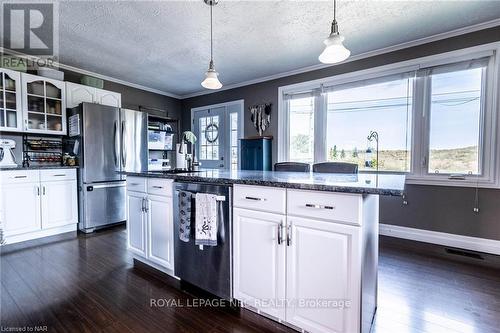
[121,169,405,196]
[0,165,79,170]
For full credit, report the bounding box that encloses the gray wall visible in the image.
[181,26,500,241]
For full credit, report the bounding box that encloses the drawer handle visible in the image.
[305,203,335,210]
[14,175,27,178]
[53,174,66,177]
[152,186,163,189]
[129,183,140,186]
[244,196,266,201]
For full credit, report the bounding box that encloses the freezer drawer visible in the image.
[80,181,126,231]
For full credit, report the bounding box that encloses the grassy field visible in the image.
[328,146,478,173]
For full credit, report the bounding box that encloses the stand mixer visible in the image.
[0,139,18,168]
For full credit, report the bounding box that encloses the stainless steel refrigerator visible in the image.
[68,103,148,233]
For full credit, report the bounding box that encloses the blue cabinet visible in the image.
[240,137,272,171]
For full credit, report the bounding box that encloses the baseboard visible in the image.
[3,224,77,245]
[379,224,500,256]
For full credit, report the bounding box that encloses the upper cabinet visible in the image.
[0,68,23,132]
[21,73,66,135]
[66,82,121,109]
[95,88,121,108]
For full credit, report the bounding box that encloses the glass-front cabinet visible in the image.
[21,73,66,135]
[0,69,23,132]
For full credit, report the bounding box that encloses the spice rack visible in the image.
[22,134,63,167]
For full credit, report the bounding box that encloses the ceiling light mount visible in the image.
[201,0,223,90]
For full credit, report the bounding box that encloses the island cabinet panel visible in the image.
[147,194,174,270]
[126,177,175,275]
[233,208,286,320]
[286,216,361,333]
[127,191,147,257]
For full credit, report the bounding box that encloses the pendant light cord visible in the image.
[333,0,336,21]
[210,4,214,63]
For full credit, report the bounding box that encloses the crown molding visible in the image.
[180,18,500,99]
[0,47,182,99]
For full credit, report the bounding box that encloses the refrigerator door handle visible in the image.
[113,121,119,168]
[121,121,126,168]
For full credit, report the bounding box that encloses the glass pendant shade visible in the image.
[319,33,350,64]
[201,65,222,90]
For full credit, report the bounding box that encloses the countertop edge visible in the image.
[121,171,404,196]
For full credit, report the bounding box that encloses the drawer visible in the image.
[0,170,39,184]
[40,168,76,182]
[147,178,173,197]
[233,185,286,214]
[287,189,362,225]
[126,177,147,193]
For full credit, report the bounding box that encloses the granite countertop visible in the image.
[122,169,405,196]
[0,165,79,170]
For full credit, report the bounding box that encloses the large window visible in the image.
[326,77,413,172]
[428,67,483,175]
[289,96,315,163]
[281,49,498,187]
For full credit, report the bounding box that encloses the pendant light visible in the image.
[319,0,350,64]
[201,0,222,90]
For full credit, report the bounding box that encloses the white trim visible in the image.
[379,223,500,256]
[180,19,500,99]
[3,224,76,245]
[0,47,181,99]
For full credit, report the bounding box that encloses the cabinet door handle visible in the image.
[305,203,335,210]
[144,198,149,213]
[36,186,40,196]
[42,186,46,195]
[141,198,145,212]
[244,196,266,201]
[277,223,284,245]
[286,225,292,246]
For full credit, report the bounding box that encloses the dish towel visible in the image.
[195,193,218,246]
[178,190,192,242]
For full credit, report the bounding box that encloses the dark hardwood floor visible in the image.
[1,226,499,333]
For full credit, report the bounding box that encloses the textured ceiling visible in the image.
[55,1,500,96]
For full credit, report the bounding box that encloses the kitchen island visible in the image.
[122,169,405,333]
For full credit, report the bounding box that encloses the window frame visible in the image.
[278,43,500,188]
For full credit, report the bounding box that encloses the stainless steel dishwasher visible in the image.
[173,181,232,300]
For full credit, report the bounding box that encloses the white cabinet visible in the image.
[127,191,147,257]
[21,73,66,135]
[147,194,174,270]
[126,177,174,274]
[1,182,41,236]
[66,82,95,108]
[0,68,23,132]
[233,208,286,320]
[95,88,121,108]
[0,169,78,244]
[286,216,360,333]
[233,185,375,333]
[66,82,122,109]
[41,178,78,229]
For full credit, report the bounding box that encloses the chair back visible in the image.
[312,162,358,174]
[274,162,311,173]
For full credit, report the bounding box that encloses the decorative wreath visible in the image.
[205,123,219,143]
